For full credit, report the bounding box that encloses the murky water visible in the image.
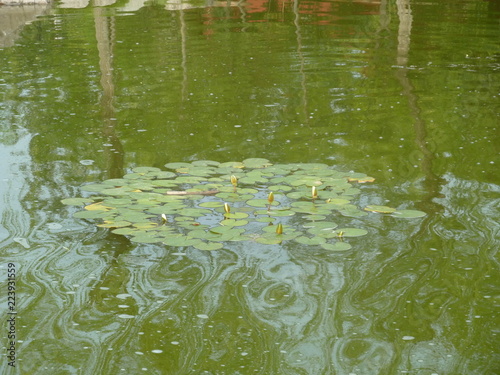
[0,0,499,374]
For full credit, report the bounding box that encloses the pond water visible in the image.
[0,0,499,373]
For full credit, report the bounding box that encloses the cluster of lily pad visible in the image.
[62,158,425,251]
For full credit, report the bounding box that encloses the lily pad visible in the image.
[364,205,397,214]
[123,172,152,180]
[321,242,353,251]
[303,221,338,229]
[191,160,221,167]
[163,235,201,247]
[334,228,368,237]
[85,202,114,211]
[165,162,192,169]
[219,161,245,169]
[267,210,295,217]
[133,166,161,173]
[294,236,327,245]
[188,229,221,240]
[303,215,327,221]
[151,180,179,187]
[307,227,339,238]
[391,209,426,218]
[268,184,292,192]
[242,158,272,168]
[102,178,129,186]
[220,219,248,227]
[325,198,351,206]
[223,212,249,219]
[147,171,177,179]
[97,220,131,228]
[133,222,159,230]
[255,236,283,245]
[338,205,369,218]
[180,208,211,217]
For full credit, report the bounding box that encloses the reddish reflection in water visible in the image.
[200,0,381,28]
[247,0,380,20]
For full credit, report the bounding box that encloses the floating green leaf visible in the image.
[364,205,397,214]
[391,209,426,218]
[321,242,353,251]
[334,228,368,237]
[181,208,211,217]
[192,160,220,167]
[325,198,351,206]
[219,161,245,169]
[220,219,248,227]
[133,166,161,173]
[123,172,151,180]
[303,221,338,229]
[338,205,369,218]
[268,184,292,192]
[224,212,249,219]
[97,220,131,228]
[255,236,283,245]
[294,236,327,245]
[242,158,272,168]
[303,215,327,221]
[165,162,192,169]
[133,222,158,230]
[163,235,201,247]
[307,227,339,238]
[267,210,295,217]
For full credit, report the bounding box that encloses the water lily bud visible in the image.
[230,175,238,187]
[312,186,318,199]
[224,203,230,214]
[276,223,283,235]
[268,191,274,204]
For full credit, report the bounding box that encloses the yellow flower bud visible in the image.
[268,191,274,204]
[230,175,238,187]
[312,186,318,199]
[276,223,283,235]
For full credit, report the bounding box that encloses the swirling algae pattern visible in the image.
[1,153,499,375]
